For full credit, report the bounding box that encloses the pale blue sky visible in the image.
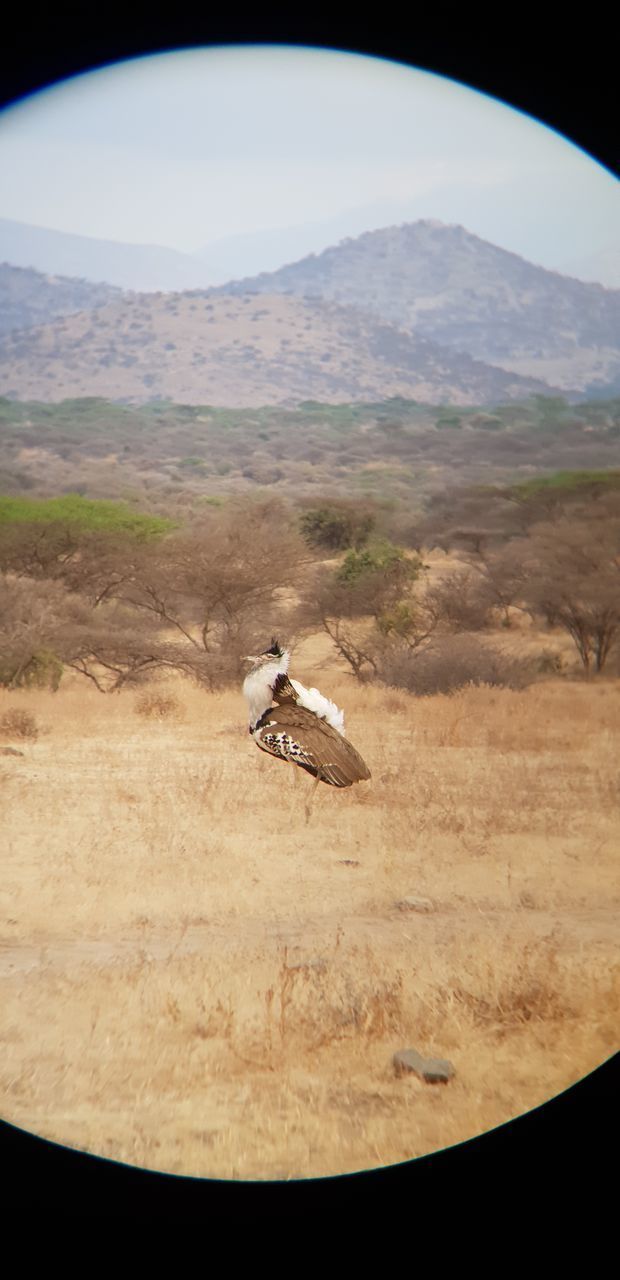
[0,44,617,275]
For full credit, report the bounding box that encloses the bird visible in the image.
[243,639,371,789]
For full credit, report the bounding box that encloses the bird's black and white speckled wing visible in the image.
[253,703,370,788]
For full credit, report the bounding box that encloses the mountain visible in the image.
[0,217,214,293]
[209,220,620,394]
[193,200,464,285]
[0,290,556,407]
[2,219,615,405]
[0,263,125,337]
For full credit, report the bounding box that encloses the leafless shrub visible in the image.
[134,690,183,720]
[417,485,521,550]
[423,570,494,632]
[0,707,39,740]
[115,499,307,662]
[537,649,567,676]
[0,575,90,689]
[377,634,536,696]
[465,545,532,628]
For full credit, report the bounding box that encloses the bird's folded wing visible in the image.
[256,704,370,787]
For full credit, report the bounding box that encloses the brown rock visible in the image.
[395,896,434,913]
[393,1048,455,1084]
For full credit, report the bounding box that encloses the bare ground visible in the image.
[0,670,618,1180]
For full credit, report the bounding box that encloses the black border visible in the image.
[1,15,618,179]
[0,11,617,1220]
[2,1054,617,1215]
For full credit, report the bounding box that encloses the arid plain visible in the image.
[1,631,618,1180]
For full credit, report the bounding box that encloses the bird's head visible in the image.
[243,637,288,672]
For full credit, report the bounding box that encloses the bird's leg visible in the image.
[304,769,323,824]
[288,761,301,821]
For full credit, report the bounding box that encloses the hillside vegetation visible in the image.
[212,220,620,394]
[0,290,553,407]
[1,393,619,512]
[1,446,619,694]
[2,221,618,406]
[0,262,123,338]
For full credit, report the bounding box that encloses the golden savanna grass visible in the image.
[0,663,618,1180]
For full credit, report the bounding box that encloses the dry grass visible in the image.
[0,707,40,740]
[134,689,184,721]
[0,665,618,1180]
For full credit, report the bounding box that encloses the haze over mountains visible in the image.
[3,208,620,293]
[0,217,212,293]
[0,218,618,406]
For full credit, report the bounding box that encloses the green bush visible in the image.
[300,503,375,552]
[336,540,417,586]
[0,495,174,540]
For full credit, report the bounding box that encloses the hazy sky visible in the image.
[0,44,617,271]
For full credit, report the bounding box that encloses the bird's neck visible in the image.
[243,653,290,730]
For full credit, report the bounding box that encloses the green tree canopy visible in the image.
[0,495,174,540]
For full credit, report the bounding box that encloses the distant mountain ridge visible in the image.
[0,263,124,337]
[1,219,618,405]
[209,220,620,394]
[0,290,558,407]
[0,217,214,293]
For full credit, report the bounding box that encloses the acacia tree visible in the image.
[0,520,79,579]
[304,546,528,692]
[451,543,531,627]
[0,576,74,689]
[416,484,523,552]
[64,608,212,691]
[520,514,620,673]
[421,568,494,632]
[0,574,199,693]
[0,504,171,608]
[302,542,425,678]
[0,498,309,691]
[106,500,309,678]
[299,500,376,552]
